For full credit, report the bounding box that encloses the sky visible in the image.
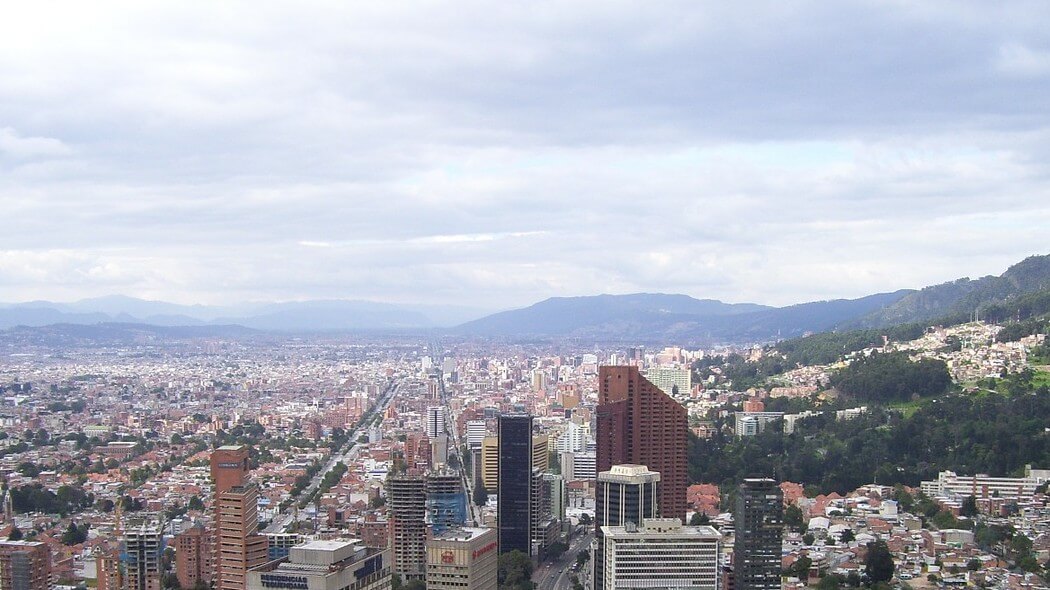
[1,1,1048,311]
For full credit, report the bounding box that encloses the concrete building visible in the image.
[570,451,596,481]
[644,367,692,397]
[733,479,782,590]
[601,519,720,590]
[427,471,467,535]
[465,420,487,451]
[247,539,390,590]
[0,541,51,590]
[263,534,304,561]
[920,466,1048,502]
[425,528,497,590]
[426,407,446,439]
[480,437,499,493]
[124,518,164,590]
[594,465,661,590]
[733,412,785,437]
[386,474,427,580]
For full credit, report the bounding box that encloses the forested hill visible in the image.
[844,254,1050,329]
[689,386,1050,494]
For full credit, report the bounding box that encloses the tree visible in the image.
[960,495,978,517]
[803,533,815,546]
[784,504,804,530]
[188,495,205,511]
[864,540,895,585]
[786,555,812,579]
[816,574,843,590]
[61,522,88,546]
[689,511,710,526]
[547,541,568,560]
[840,529,855,544]
[403,581,426,590]
[473,485,488,507]
[8,526,23,541]
[498,550,534,590]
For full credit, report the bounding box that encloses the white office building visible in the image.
[601,519,721,590]
[426,407,446,439]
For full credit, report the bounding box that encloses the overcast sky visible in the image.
[1,1,1048,310]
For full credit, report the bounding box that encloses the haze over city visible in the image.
[2,1,1049,310]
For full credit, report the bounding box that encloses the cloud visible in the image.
[0,128,72,159]
[0,1,1048,308]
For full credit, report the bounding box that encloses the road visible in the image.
[533,530,594,590]
[263,378,401,533]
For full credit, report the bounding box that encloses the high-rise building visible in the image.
[465,420,487,451]
[174,523,212,590]
[426,406,446,439]
[594,465,661,590]
[387,473,427,580]
[733,479,783,590]
[644,367,692,397]
[211,445,250,494]
[531,434,549,473]
[480,437,499,493]
[211,446,268,590]
[601,519,721,590]
[426,528,498,590]
[497,415,533,556]
[95,545,122,590]
[427,471,467,535]
[246,540,390,590]
[124,518,164,590]
[0,541,51,590]
[596,366,688,521]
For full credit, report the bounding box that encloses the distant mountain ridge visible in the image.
[455,290,914,343]
[1,253,1047,343]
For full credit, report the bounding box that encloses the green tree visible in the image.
[8,526,23,541]
[784,504,804,530]
[816,574,843,590]
[473,485,488,507]
[864,541,895,584]
[188,495,205,511]
[840,529,855,544]
[960,495,978,517]
[689,512,710,526]
[498,550,534,590]
[803,533,815,546]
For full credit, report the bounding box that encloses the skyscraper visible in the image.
[733,479,783,590]
[387,473,427,580]
[211,445,268,590]
[124,517,164,590]
[426,406,446,439]
[594,464,661,590]
[596,366,688,521]
[497,414,533,555]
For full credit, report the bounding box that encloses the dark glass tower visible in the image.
[733,478,783,590]
[497,414,533,555]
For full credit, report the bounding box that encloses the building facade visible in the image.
[497,415,533,556]
[174,523,212,590]
[246,540,390,590]
[211,446,268,590]
[386,474,427,580]
[425,528,497,590]
[0,541,51,590]
[733,479,782,590]
[601,519,720,590]
[594,465,661,590]
[124,519,164,590]
[596,366,688,521]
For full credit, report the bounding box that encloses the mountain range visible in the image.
[1,253,1048,344]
